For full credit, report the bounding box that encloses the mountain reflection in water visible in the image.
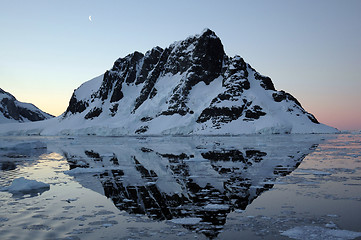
[59,135,324,239]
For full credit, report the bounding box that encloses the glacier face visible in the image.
[0,88,53,124]
[0,29,337,135]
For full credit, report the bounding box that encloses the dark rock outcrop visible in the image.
[0,88,53,123]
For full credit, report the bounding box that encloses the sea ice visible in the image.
[281,226,361,240]
[1,177,50,193]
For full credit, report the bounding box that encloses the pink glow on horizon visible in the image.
[310,108,361,131]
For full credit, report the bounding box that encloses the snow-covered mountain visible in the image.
[59,28,335,135]
[0,29,337,135]
[0,88,53,124]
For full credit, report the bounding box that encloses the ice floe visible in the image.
[281,226,361,240]
[1,177,50,193]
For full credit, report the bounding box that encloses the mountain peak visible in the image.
[200,28,218,38]
[0,88,53,123]
[0,88,16,101]
[169,28,222,53]
[54,29,338,135]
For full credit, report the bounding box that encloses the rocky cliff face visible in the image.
[59,28,335,135]
[0,88,53,124]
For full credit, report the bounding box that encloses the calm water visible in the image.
[0,134,360,240]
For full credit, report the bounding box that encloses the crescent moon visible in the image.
[89,16,92,22]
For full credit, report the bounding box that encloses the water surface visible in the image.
[0,134,360,239]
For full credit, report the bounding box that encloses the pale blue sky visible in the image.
[1,0,360,129]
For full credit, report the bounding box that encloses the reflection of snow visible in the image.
[297,169,332,176]
[54,134,328,239]
[170,217,202,225]
[281,226,361,240]
[0,140,47,158]
[204,204,229,211]
[0,133,360,239]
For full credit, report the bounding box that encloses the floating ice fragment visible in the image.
[281,226,361,240]
[2,177,50,193]
[325,221,337,228]
[177,232,186,236]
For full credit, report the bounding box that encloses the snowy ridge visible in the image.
[0,29,337,136]
[0,88,53,124]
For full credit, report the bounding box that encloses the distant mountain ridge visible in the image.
[0,29,337,135]
[0,88,53,124]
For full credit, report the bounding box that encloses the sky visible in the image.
[1,0,360,130]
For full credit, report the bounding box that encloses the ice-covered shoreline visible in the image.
[0,116,338,137]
